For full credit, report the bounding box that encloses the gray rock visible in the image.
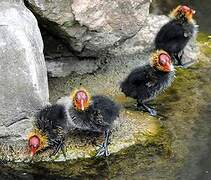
[46,58,101,77]
[45,14,199,77]
[0,1,49,142]
[110,15,199,66]
[25,0,150,57]
[41,29,102,77]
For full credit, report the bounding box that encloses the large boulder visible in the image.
[42,14,199,77]
[25,0,150,57]
[0,1,49,143]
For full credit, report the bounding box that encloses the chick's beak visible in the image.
[30,147,37,157]
[164,63,174,72]
[192,9,196,15]
[80,99,85,111]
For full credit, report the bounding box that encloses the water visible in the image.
[151,1,211,178]
[1,1,211,179]
[151,1,211,179]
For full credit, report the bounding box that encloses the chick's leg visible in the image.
[174,51,184,66]
[50,137,66,158]
[137,100,157,116]
[96,129,110,157]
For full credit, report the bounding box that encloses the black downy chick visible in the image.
[155,5,197,66]
[69,89,120,157]
[28,98,72,156]
[120,50,175,116]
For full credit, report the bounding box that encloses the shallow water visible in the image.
[1,1,211,180]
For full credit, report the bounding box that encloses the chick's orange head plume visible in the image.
[150,50,174,72]
[170,5,195,22]
[27,129,48,156]
[72,88,90,111]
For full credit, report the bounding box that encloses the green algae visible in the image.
[62,21,75,28]
[62,21,77,28]
[197,32,211,56]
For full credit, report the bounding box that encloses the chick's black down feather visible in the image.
[71,96,120,132]
[155,19,196,65]
[120,65,175,103]
[155,20,194,54]
[36,104,69,146]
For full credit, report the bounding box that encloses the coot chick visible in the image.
[70,89,120,157]
[120,50,175,116]
[28,102,71,156]
[155,5,197,66]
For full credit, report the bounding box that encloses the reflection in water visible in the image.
[0,165,69,180]
[151,0,211,33]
